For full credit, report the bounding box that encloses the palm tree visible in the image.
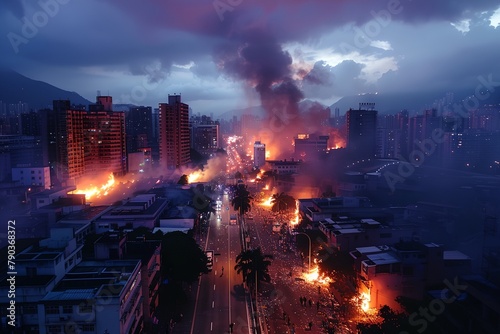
[234,247,273,291]
[270,192,295,213]
[177,174,189,185]
[231,185,253,216]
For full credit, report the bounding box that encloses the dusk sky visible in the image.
[1,0,500,115]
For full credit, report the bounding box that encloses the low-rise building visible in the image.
[319,218,415,252]
[95,194,168,233]
[298,197,374,223]
[39,260,143,334]
[266,159,302,175]
[350,241,471,312]
[0,227,84,333]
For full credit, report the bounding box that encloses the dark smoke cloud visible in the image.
[217,28,341,159]
[217,29,303,124]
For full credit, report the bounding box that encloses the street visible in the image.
[188,193,251,334]
[244,207,351,334]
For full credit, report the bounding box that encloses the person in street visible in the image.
[229,322,234,333]
[308,321,313,330]
[220,266,224,277]
[308,299,312,307]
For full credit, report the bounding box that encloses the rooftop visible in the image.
[0,275,55,287]
[42,289,96,302]
[48,260,141,298]
[443,250,471,261]
[62,205,112,221]
[366,252,400,266]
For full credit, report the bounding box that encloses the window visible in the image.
[81,324,95,331]
[62,305,72,314]
[47,325,60,334]
[26,267,37,277]
[375,264,390,274]
[23,305,37,314]
[45,305,59,314]
[402,266,414,276]
[78,304,92,313]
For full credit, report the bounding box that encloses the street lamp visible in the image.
[295,232,311,272]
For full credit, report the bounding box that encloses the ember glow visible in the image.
[352,292,372,313]
[71,173,116,200]
[289,200,299,226]
[187,170,204,183]
[261,195,273,207]
[303,265,332,285]
[360,292,370,312]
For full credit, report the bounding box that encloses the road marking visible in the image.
[189,218,212,334]
[212,300,215,308]
[214,284,216,291]
[210,322,213,331]
[228,214,232,327]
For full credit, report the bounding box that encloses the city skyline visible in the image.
[0,1,499,115]
[2,2,500,334]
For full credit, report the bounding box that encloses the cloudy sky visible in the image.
[1,0,500,115]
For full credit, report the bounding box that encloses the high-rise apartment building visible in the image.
[294,134,329,160]
[126,106,153,153]
[41,100,86,184]
[253,141,266,168]
[41,97,127,185]
[158,95,190,170]
[85,97,127,176]
[346,103,378,159]
[191,124,220,157]
[190,115,220,157]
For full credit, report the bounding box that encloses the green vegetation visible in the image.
[234,247,273,291]
[270,192,295,213]
[231,184,253,216]
[177,174,189,185]
[160,230,209,283]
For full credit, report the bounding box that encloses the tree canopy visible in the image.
[231,184,253,216]
[177,174,189,185]
[270,192,295,213]
[161,231,208,284]
[234,247,273,290]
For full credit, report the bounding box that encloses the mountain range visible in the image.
[1,69,498,116]
[0,69,91,109]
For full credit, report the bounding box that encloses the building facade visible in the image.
[158,95,190,170]
[294,134,329,160]
[85,97,127,177]
[253,141,266,168]
[346,104,378,159]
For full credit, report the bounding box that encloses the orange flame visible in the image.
[71,173,116,200]
[187,170,204,183]
[261,195,273,207]
[302,265,332,285]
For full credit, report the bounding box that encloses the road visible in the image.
[190,193,251,334]
[245,207,350,334]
